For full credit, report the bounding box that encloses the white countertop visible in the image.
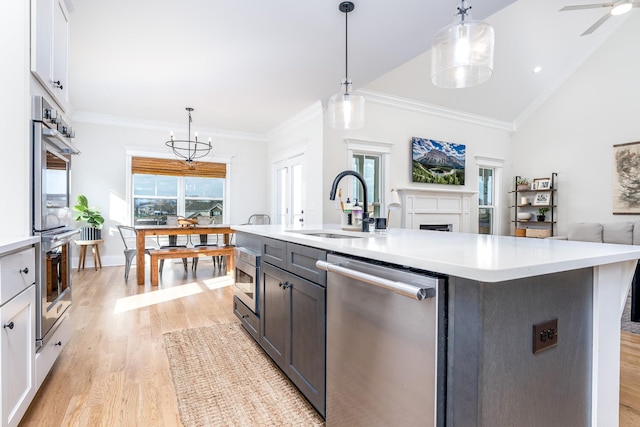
[232,224,640,282]
[0,236,39,256]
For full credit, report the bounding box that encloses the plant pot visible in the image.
[517,184,529,191]
[537,215,546,222]
[80,226,102,240]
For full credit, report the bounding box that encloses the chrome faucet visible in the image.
[329,170,370,232]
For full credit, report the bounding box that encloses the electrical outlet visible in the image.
[532,318,558,354]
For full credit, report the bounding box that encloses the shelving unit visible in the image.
[511,172,557,238]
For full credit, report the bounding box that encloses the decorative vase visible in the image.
[80,226,102,240]
[537,215,546,222]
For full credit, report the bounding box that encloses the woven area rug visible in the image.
[163,322,325,427]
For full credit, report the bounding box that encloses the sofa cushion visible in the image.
[632,222,640,245]
[603,222,633,245]
[567,223,603,243]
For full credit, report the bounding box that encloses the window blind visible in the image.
[131,157,226,178]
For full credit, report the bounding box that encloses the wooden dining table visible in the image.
[134,224,235,285]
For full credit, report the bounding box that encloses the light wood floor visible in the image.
[19,263,640,426]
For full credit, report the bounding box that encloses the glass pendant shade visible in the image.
[431,20,495,89]
[328,81,365,130]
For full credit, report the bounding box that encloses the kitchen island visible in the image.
[232,224,640,426]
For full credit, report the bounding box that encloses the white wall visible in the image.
[267,102,324,226]
[511,14,640,236]
[70,120,268,267]
[322,95,514,233]
[0,0,30,236]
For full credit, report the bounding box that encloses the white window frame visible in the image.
[124,147,232,225]
[475,156,504,235]
[345,139,392,215]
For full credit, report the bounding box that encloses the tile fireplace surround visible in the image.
[396,188,476,232]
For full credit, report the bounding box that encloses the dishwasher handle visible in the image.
[316,260,435,301]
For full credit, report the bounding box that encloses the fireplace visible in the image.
[396,188,476,232]
[420,224,453,232]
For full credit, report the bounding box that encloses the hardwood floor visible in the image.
[19,263,640,426]
[20,262,236,427]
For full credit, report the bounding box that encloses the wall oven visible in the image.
[31,95,79,349]
[234,247,260,314]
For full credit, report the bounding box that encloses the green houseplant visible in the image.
[516,177,529,191]
[73,195,104,240]
[537,207,550,222]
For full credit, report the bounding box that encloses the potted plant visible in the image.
[73,195,105,240]
[516,177,529,191]
[537,207,550,222]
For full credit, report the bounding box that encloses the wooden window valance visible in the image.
[131,157,226,178]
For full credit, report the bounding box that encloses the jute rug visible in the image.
[163,322,325,427]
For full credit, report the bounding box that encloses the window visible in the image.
[131,157,227,225]
[346,140,391,218]
[476,156,504,235]
[478,167,494,234]
[352,154,381,217]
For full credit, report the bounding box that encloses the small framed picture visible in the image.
[532,192,550,206]
[533,178,551,190]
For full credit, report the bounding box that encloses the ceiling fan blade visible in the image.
[560,3,614,11]
[581,13,612,35]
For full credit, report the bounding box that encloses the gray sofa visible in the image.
[549,221,640,245]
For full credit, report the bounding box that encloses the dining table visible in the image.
[134,224,235,285]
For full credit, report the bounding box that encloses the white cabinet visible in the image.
[0,247,36,427]
[31,0,69,110]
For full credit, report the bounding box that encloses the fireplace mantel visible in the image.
[396,187,476,232]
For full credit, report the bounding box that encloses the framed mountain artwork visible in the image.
[412,137,465,185]
[613,141,640,214]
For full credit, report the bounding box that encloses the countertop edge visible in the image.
[232,225,640,283]
[0,236,40,256]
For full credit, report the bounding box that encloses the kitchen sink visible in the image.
[286,230,367,239]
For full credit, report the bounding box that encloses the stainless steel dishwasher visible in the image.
[316,254,444,427]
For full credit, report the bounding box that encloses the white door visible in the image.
[274,156,303,226]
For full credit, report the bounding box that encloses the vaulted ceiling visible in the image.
[68,0,638,135]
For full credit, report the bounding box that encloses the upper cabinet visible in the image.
[31,0,69,111]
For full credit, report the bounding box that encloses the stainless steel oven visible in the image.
[234,247,260,314]
[31,95,79,349]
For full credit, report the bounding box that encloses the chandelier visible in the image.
[165,107,212,163]
[431,0,495,89]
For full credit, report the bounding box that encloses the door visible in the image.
[274,155,303,226]
[1,286,36,427]
[260,262,287,367]
[286,274,326,416]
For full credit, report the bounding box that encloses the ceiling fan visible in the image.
[560,0,639,35]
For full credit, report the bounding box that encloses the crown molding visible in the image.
[266,101,323,138]
[71,110,268,142]
[358,89,515,132]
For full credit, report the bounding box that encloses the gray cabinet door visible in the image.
[260,262,287,366]
[261,237,287,269]
[285,274,326,416]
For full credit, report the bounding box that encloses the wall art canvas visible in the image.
[412,137,465,185]
[613,141,640,214]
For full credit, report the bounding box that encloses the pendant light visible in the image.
[165,107,212,164]
[328,1,365,130]
[431,0,495,89]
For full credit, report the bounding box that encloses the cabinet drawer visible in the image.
[35,312,70,390]
[0,247,36,305]
[286,243,326,286]
[261,237,287,269]
[233,296,259,341]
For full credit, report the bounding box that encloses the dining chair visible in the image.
[192,233,227,272]
[245,214,270,225]
[116,225,157,281]
[156,234,189,274]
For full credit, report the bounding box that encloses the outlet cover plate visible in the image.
[533,318,558,354]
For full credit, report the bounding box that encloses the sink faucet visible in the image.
[329,170,370,232]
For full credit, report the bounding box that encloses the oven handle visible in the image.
[48,229,81,243]
[42,128,80,155]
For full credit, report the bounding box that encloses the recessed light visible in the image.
[533,66,543,74]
